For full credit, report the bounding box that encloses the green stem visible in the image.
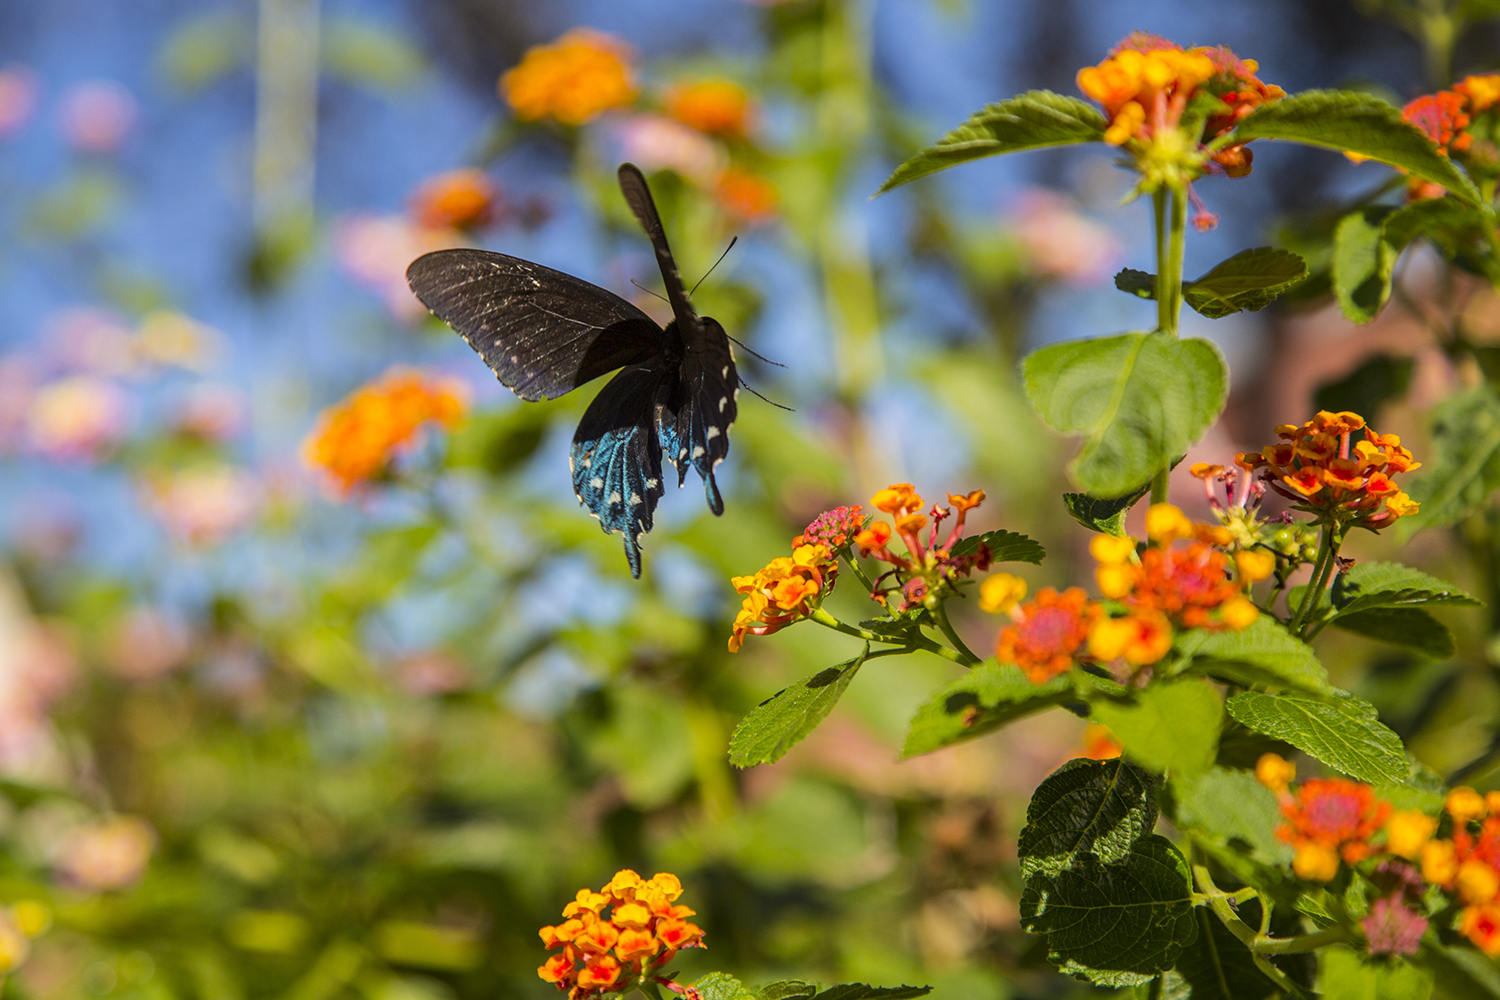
[807,607,968,664]
[1149,466,1171,507]
[1191,866,1325,997]
[1156,185,1187,337]
[637,979,667,1000]
[1287,524,1336,635]
[840,553,879,598]
[932,602,982,666]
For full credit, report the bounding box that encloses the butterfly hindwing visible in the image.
[571,360,671,578]
[406,248,663,401]
[659,319,738,516]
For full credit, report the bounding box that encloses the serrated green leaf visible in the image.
[1183,247,1309,319]
[1314,353,1414,421]
[1400,385,1500,536]
[1332,207,1396,324]
[949,528,1045,563]
[1225,692,1408,784]
[812,985,932,1000]
[1063,481,1151,535]
[1333,607,1456,658]
[1162,907,1278,999]
[1331,562,1480,615]
[1318,945,1433,1000]
[877,91,1106,193]
[1429,942,1500,1000]
[1020,834,1198,987]
[757,982,817,1000]
[1177,617,1331,694]
[1091,680,1222,777]
[902,661,1072,757]
[1023,333,1228,498]
[1114,268,1156,299]
[1017,757,1158,881]
[729,649,868,767]
[1232,90,1481,206]
[1171,767,1293,867]
[697,973,757,1000]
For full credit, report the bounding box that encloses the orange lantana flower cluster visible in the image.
[666,79,754,137]
[538,870,704,998]
[1277,776,1390,881]
[729,540,838,653]
[1237,410,1419,530]
[1086,504,1261,668]
[1414,787,1500,957]
[408,168,499,231]
[996,587,1099,684]
[301,367,467,493]
[855,483,993,611]
[1398,74,1500,197]
[501,29,638,126]
[1075,32,1282,174]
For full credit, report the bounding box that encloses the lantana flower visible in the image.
[666,79,754,137]
[409,168,500,231]
[1394,74,1500,197]
[857,484,994,611]
[729,541,838,652]
[501,29,638,126]
[538,869,704,997]
[996,587,1099,684]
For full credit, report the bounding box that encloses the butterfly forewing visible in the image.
[571,361,671,578]
[617,163,698,328]
[406,249,663,401]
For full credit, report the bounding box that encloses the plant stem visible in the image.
[638,979,667,1000]
[932,602,982,666]
[840,553,879,598]
[1156,185,1187,338]
[807,607,968,664]
[1192,865,1330,997]
[1287,523,1336,635]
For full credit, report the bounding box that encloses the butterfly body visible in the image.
[407,163,738,577]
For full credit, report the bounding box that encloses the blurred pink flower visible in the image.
[56,816,156,892]
[1010,189,1121,284]
[59,80,137,153]
[135,311,224,371]
[0,66,38,138]
[24,375,130,461]
[47,307,136,376]
[103,608,190,681]
[333,213,465,321]
[614,114,724,184]
[0,576,78,779]
[174,382,246,442]
[0,357,36,454]
[395,650,470,695]
[144,466,260,546]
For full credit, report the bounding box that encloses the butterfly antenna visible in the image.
[689,236,738,296]
[726,334,787,368]
[630,278,671,304]
[737,374,794,412]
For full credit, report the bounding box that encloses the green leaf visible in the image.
[949,528,1045,564]
[757,983,817,1000]
[1063,480,1151,535]
[1429,942,1500,1000]
[1091,679,1222,777]
[1171,767,1293,866]
[1401,385,1500,535]
[1333,608,1456,658]
[1114,268,1156,299]
[1023,332,1228,498]
[697,973,757,1000]
[1114,248,1310,318]
[1314,353,1414,421]
[812,986,931,1000]
[1318,945,1433,1000]
[1331,561,1480,615]
[876,91,1106,194]
[730,649,868,767]
[1183,247,1309,319]
[1017,757,1159,881]
[1162,907,1278,999]
[1225,692,1408,784]
[1177,617,1331,695]
[902,661,1072,757]
[1232,90,1481,206]
[1332,207,1396,323]
[1020,835,1198,987]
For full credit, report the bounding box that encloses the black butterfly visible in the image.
[406,163,739,578]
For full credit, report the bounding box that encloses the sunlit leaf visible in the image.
[1225,692,1408,784]
[902,661,1073,757]
[1090,679,1222,776]
[729,649,868,767]
[1016,757,1158,881]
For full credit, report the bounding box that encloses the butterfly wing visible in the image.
[659,318,738,516]
[407,248,664,402]
[617,163,697,325]
[571,360,672,578]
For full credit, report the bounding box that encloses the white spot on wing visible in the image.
[608,492,622,505]
[646,478,660,489]
[629,492,641,505]
[692,446,705,459]
[591,477,604,488]
[705,427,720,439]
[719,397,727,412]
[721,366,729,378]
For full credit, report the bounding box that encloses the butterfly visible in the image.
[406,163,739,578]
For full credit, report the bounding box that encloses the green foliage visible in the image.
[698,973,759,1000]
[1332,607,1456,658]
[1314,354,1414,420]
[729,648,868,766]
[1115,250,1309,319]
[1171,767,1293,867]
[1330,562,1481,612]
[1332,207,1396,323]
[1318,946,1433,1000]
[877,91,1106,193]
[322,19,427,89]
[1016,758,1159,880]
[1163,908,1279,999]
[949,528,1045,563]
[1231,90,1482,205]
[1063,482,1150,535]
[1177,616,1331,694]
[1091,679,1223,777]
[1225,692,1408,784]
[1023,332,1228,497]
[902,661,1074,757]
[1401,385,1500,535]
[705,979,933,1000]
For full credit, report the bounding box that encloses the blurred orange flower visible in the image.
[409,168,499,231]
[715,167,778,224]
[57,817,156,892]
[501,29,637,126]
[666,79,754,136]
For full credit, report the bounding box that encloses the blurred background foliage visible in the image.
[2,0,1500,997]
